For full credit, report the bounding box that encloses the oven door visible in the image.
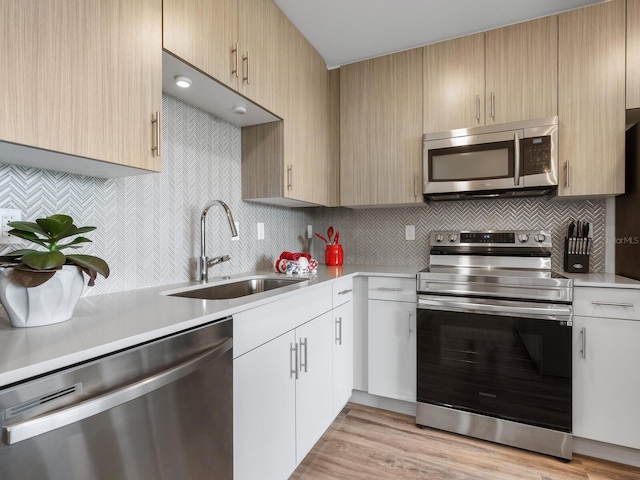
[424,129,524,195]
[417,295,572,432]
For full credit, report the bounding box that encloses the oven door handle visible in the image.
[418,297,572,318]
[2,338,233,445]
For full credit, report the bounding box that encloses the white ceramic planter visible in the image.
[0,266,85,328]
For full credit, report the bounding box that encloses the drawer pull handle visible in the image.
[376,287,402,292]
[591,301,634,308]
[580,327,586,359]
[338,289,352,295]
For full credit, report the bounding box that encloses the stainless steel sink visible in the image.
[166,277,308,300]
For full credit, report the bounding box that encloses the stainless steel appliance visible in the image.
[423,117,558,200]
[416,230,574,460]
[0,317,233,480]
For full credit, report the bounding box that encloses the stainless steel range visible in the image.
[416,230,574,460]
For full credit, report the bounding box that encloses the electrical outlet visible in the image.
[307,225,313,239]
[405,225,416,241]
[232,221,240,241]
[0,208,22,245]
[257,222,265,240]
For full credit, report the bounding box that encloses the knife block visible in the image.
[563,237,589,273]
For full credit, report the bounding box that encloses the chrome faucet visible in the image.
[199,200,238,282]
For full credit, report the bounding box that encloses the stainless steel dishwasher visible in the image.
[0,317,233,480]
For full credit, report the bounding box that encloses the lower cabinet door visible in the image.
[332,301,354,417]
[368,299,417,402]
[234,331,297,480]
[573,315,640,449]
[295,312,334,462]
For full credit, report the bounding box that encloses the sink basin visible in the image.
[167,277,308,300]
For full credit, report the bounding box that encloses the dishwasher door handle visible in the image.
[3,338,232,445]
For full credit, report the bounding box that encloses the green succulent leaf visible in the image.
[56,236,92,250]
[53,226,97,242]
[6,221,47,236]
[6,229,48,246]
[0,249,40,258]
[7,269,57,288]
[21,251,66,270]
[66,254,110,279]
[36,215,73,237]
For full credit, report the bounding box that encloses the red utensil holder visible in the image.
[325,244,344,266]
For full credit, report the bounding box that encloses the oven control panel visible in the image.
[430,230,552,248]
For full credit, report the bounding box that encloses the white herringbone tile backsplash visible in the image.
[310,198,607,273]
[0,93,608,302]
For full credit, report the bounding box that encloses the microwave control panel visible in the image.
[522,136,552,174]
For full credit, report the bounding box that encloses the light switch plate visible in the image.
[405,225,416,241]
[307,225,313,239]
[0,208,22,245]
[257,222,265,240]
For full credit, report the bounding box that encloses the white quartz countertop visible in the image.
[0,265,419,388]
[564,272,640,289]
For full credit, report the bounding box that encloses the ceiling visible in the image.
[274,0,606,69]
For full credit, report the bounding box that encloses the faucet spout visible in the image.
[199,200,238,282]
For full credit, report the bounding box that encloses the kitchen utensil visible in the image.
[334,231,340,245]
[327,226,334,244]
[315,233,328,244]
[567,220,575,239]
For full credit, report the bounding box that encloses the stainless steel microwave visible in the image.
[423,117,558,200]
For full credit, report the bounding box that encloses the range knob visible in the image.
[534,233,546,243]
[518,233,530,243]
[448,234,458,243]
[434,234,444,243]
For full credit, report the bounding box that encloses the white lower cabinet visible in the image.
[234,311,334,480]
[332,300,354,417]
[573,315,640,450]
[368,299,417,402]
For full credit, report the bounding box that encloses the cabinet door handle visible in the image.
[231,43,239,78]
[475,94,480,121]
[335,317,342,345]
[338,289,352,295]
[287,165,293,191]
[151,111,161,157]
[591,301,634,308]
[414,174,419,197]
[408,312,412,338]
[242,51,250,85]
[513,132,520,186]
[564,160,570,188]
[580,327,586,359]
[299,338,308,373]
[290,342,299,379]
[490,92,495,119]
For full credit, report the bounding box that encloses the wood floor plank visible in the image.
[290,403,640,480]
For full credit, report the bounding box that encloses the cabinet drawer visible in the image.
[574,287,640,320]
[332,277,354,307]
[368,276,416,303]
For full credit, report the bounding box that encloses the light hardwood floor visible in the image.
[291,403,640,480]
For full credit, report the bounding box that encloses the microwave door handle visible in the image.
[514,131,520,186]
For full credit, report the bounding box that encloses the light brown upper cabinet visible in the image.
[423,16,557,133]
[557,0,625,198]
[423,33,485,133]
[0,0,162,176]
[163,0,283,117]
[340,49,423,207]
[485,16,557,125]
[628,0,640,110]
[240,15,338,207]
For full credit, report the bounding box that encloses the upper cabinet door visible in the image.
[163,0,238,89]
[628,0,640,110]
[238,0,283,117]
[423,33,485,132]
[340,49,423,207]
[558,0,625,198]
[485,16,558,125]
[0,0,162,173]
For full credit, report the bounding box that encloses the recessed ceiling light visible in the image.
[174,75,192,88]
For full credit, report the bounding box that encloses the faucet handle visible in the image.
[208,255,231,268]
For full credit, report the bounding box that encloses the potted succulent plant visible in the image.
[0,214,110,328]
